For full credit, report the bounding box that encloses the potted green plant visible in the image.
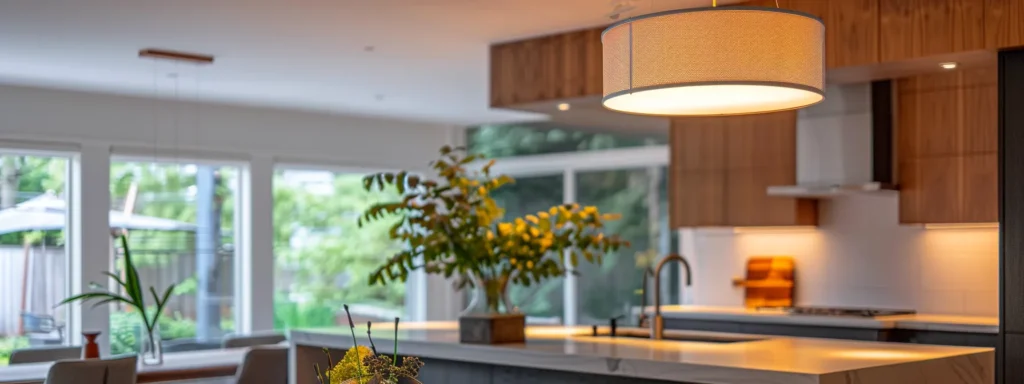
[359,146,627,344]
[59,234,176,365]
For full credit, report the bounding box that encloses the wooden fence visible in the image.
[0,245,233,337]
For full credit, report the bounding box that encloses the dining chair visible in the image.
[233,347,288,384]
[162,338,222,352]
[9,345,81,364]
[221,331,286,349]
[44,355,137,384]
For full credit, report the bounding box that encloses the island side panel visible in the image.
[818,350,994,384]
[416,357,697,384]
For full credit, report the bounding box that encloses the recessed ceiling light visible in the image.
[557,103,570,111]
[940,62,958,70]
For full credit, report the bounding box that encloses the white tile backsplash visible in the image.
[684,193,999,316]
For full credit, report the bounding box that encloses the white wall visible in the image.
[0,84,452,170]
[687,193,999,317]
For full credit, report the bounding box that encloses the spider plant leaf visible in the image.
[119,235,149,327]
[150,284,176,328]
[101,271,127,289]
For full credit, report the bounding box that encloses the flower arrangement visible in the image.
[358,146,628,314]
[314,305,424,384]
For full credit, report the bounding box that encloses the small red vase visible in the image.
[82,332,101,359]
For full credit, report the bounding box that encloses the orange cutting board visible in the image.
[731,256,795,308]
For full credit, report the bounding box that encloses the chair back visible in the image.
[222,331,286,349]
[162,338,221,352]
[234,347,287,384]
[44,355,137,384]
[10,346,80,365]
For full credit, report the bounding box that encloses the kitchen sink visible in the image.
[582,326,764,344]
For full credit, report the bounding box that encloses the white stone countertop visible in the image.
[290,322,993,384]
[649,305,999,333]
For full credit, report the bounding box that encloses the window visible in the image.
[0,153,70,366]
[273,169,408,329]
[491,174,565,323]
[575,167,678,325]
[465,123,676,326]
[467,123,667,158]
[108,160,240,354]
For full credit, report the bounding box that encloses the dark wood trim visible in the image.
[998,47,1024,384]
[871,80,895,185]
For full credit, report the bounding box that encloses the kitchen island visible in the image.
[289,322,992,384]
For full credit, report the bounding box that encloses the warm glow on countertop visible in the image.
[292,322,993,376]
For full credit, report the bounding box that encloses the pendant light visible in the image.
[601,2,825,116]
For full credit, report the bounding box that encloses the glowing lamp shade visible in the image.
[602,7,825,116]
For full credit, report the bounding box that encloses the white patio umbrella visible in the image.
[0,193,196,235]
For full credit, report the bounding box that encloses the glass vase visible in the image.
[138,324,163,366]
[460,273,512,315]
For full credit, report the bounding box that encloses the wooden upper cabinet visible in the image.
[896,64,998,224]
[762,0,878,68]
[489,27,602,108]
[827,0,880,67]
[881,0,985,62]
[669,112,816,228]
[986,0,1024,49]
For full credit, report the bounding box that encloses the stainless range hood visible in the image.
[767,81,897,198]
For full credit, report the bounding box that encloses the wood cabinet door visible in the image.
[827,0,879,68]
[962,154,998,223]
[671,171,726,227]
[671,118,727,171]
[882,0,985,61]
[986,0,1024,49]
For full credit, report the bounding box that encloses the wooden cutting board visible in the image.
[731,256,795,308]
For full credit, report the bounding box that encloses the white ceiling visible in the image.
[0,0,731,126]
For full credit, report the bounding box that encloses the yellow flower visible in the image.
[498,223,512,235]
[538,211,550,220]
[539,237,553,249]
[477,186,487,195]
[529,227,540,237]
[549,207,558,216]
[510,258,518,265]
[514,218,527,232]
[526,214,539,224]
[526,260,535,268]
[328,346,373,384]
[486,230,495,240]
[521,233,530,241]
[584,206,598,214]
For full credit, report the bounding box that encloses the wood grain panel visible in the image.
[827,0,879,68]
[917,86,961,156]
[897,80,920,160]
[725,169,760,226]
[986,0,1024,49]
[752,112,798,169]
[780,0,829,20]
[880,0,917,62]
[671,170,726,227]
[881,0,985,62]
[962,153,998,223]
[917,156,961,223]
[963,77,999,153]
[725,116,757,169]
[489,27,603,107]
[897,63,998,224]
[671,118,726,171]
[898,161,922,223]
